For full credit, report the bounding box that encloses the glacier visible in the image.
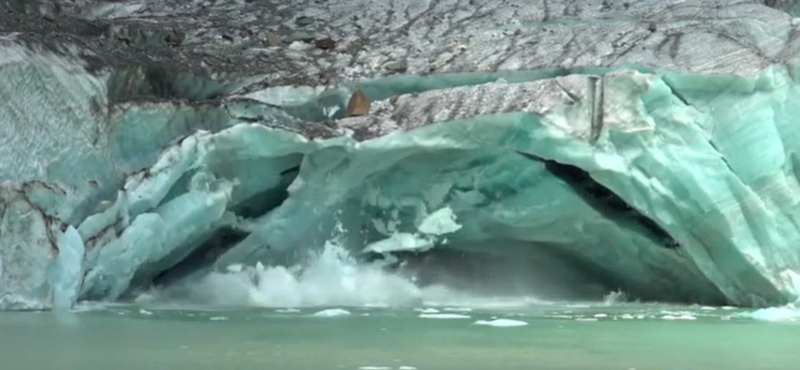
[2,0,800,309]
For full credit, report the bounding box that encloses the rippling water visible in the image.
[1,302,798,370]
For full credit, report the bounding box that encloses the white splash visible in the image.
[177,241,428,308]
[745,305,800,322]
[602,290,627,305]
[147,221,553,309]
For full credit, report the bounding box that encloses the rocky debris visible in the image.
[383,60,408,74]
[294,16,314,27]
[286,30,315,44]
[266,34,282,46]
[346,89,370,117]
[315,37,336,50]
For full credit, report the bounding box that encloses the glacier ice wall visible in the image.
[76,69,800,307]
[3,0,800,309]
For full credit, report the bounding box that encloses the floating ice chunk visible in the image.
[357,367,391,370]
[594,314,608,318]
[419,313,470,319]
[414,308,441,314]
[474,319,528,327]
[139,309,153,315]
[575,318,598,322]
[209,316,228,321]
[398,367,418,370]
[417,207,462,236]
[275,308,300,313]
[313,308,352,317]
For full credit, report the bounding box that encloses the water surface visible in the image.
[1,303,797,370]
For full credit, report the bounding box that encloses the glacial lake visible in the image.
[2,302,798,370]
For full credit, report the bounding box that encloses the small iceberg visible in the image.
[474,319,528,327]
[312,308,352,317]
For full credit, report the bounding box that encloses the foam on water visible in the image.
[418,313,471,319]
[414,308,440,314]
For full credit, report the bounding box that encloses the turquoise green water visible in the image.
[1,303,798,370]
